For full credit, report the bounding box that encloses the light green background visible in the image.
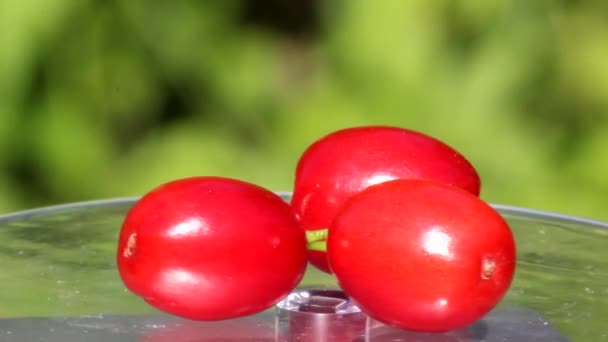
[1,1,608,221]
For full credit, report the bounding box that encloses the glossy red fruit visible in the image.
[327,179,516,332]
[292,126,481,273]
[117,176,308,320]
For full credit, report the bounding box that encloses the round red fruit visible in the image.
[116,176,308,320]
[327,179,516,332]
[292,126,481,273]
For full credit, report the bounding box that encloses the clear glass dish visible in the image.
[0,194,606,341]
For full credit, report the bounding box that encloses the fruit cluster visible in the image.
[116,126,516,333]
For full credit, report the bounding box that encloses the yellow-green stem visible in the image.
[307,240,327,252]
[305,228,329,252]
[305,228,328,243]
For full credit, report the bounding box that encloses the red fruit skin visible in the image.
[327,179,516,332]
[292,126,481,273]
[116,176,308,321]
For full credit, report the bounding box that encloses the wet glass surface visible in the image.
[0,196,607,340]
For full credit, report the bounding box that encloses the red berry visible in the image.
[292,126,480,273]
[117,176,308,320]
[327,179,515,332]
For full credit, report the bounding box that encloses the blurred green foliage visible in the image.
[1,0,608,220]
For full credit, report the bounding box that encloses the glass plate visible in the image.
[0,194,606,341]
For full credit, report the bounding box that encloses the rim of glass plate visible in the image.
[0,192,606,229]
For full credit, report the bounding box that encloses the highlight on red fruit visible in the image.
[292,126,481,273]
[116,176,308,320]
[327,179,516,332]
